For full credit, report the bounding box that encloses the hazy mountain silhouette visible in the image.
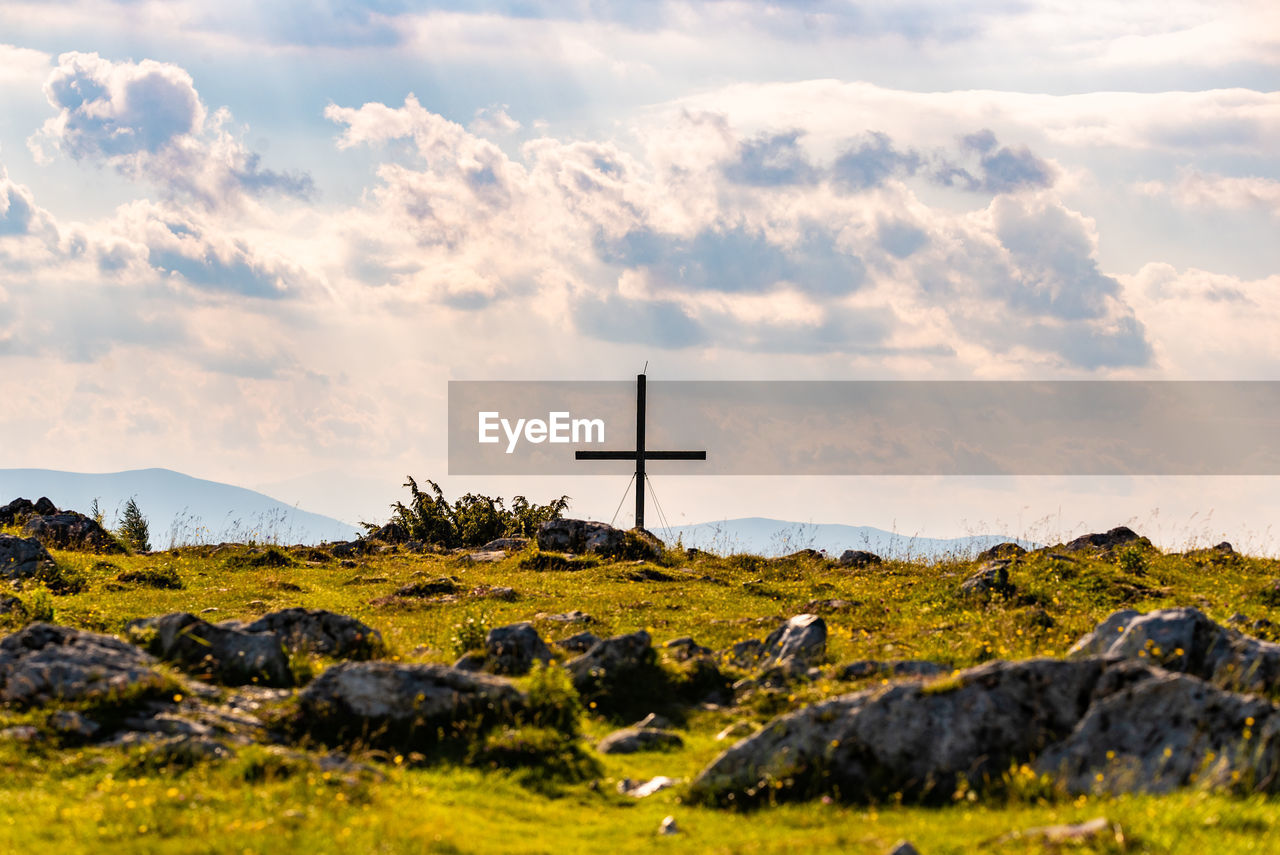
[0,468,358,546]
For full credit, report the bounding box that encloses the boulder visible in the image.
[477,537,529,553]
[293,661,525,749]
[0,596,28,623]
[485,622,552,675]
[232,609,383,660]
[837,660,949,680]
[1036,662,1280,794]
[837,550,882,569]
[960,560,1015,599]
[0,498,40,526]
[23,512,122,553]
[760,614,827,670]
[689,657,1112,805]
[597,726,684,754]
[976,542,1026,561]
[367,522,409,544]
[0,535,55,583]
[664,637,713,662]
[1067,607,1280,693]
[126,613,292,687]
[1061,526,1150,554]
[555,632,601,654]
[0,623,171,707]
[565,629,660,712]
[537,519,663,559]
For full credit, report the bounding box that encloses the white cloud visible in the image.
[1136,168,1280,216]
[0,43,49,84]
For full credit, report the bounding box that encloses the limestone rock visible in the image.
[597,726,684,754]
[127,613,292,687]
[23,512,122,553]
[837,550,882,569]
[565,629,658,711]
[960,560,1015,599]
[976,542,1026,561]
[0,535,55,584]
[1061,526,1149,554]
[760,614,827,670]
[485,622,552,675]
[232,608,383,660]
[537,519,625,556]
[0,623,171,707]
[293,661,525,749]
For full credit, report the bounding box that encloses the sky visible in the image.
[1,1,1278,550]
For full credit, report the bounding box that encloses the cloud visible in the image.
[832,131,920,192]
[723,131,819,187]
[1136,168,1280,217]
[575,293,706,348]
[32,52,312,209]
[0,43,49,84]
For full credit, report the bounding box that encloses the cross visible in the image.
[575,374,706,530]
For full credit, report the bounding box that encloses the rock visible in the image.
[0,498,38,526]
[1036,662,1280,794]
[292,661,525,749]
[126,613,293,687]
[803,598,857,614]
[471,585,518,602]
[395,577,459,598]
[689,657,1112,805]
[33,497,57,515]
[48,709,100,739]
[368,522,408,544]
[0,623,171,706]
[664,637,713,662]
[0,535,55,583]
[565,629,658,711]
[727,639,765,669]
[976,542,1026,561]
[1000,817,1117,846]
[1067,606,1280,693]
[231,609,383,660]
[1,725,39,742]
[1061,526,1149,554]
[485,622,552,675]
[886,843,920,855]
[0,595,29,623]
[617,775,678,797]
[837,550,882,568]
[477,537,529,553]
[760,614,827,670]
[23,512,122,553]
[657,816,680,836]
[462,550,507,564]
[139,734,237,766]
[537,610,593,624]
[555,631,601,654]
[536,519,663,559]
[597,726,684,754]
[635,712,673,729]
[837,660,948,680]
[960,560,1015,599]
[452,652,487,672]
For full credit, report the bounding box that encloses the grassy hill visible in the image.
[2,523,1279,853]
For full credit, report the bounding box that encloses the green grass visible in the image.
[2,540,1279,852]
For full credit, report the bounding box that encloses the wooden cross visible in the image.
[575,374,706,530]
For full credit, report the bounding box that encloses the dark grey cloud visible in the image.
[597,224,865,295]
[723,131,820,187]
[831,131,921,192]
[933,128,1055,193]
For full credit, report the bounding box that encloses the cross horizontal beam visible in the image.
[575,450,708,461]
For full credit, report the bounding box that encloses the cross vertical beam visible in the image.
[575,373,706,530]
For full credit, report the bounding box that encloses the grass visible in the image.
[1,538,1279,852]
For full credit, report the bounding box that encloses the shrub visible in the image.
[30,562,88,595]
[370,476,570,549]
[450,616,489,658]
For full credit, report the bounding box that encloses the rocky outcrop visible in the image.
[565,630,665,715]
[232,609,383,660]
[292,661,525,749]
[760,614,827,670]
[536,519,662,560]
[837,550,882,569]
[1061,526,1151,555]
[0,498,57,526]
[976,542,1026,561]
[23,512,122,553]
[960,560,1015,599]
[0,623,172,706]
[126,613,292,687]
[0,535,56,584]
[1067,606,1280,693]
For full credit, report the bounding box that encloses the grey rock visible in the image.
[462,550,508,564]
[23,512,121,553]
[761,614,827,670]
[233,608,383,660]
[690,657,1112,805]
[664,636,713,662]
[617,775,677,797]
[485,622,552,675]
[477,537,529,553]
[727,639,765,669]
[48,709,100,739]
[658,816,680,836]
[555,631,601,654]
[1,725,39,742]
[395,577,459,598]
[452,652,488,672]
[127,613,292,687]
[886,842,921,855]
[837,550,882,568]
[999,817,1115,845]
[1036,662,1280,793]
[0,498,38,526]
[838,660,949,680]
[565,629,656,704]
[960,560,1015,599]
[538,610,593,624]
[1061,526,1148,554]
[977,541,1027,561]
[635,712,674,730]
[597,726,683,754]
[716,721,756,741]
[0,595,29,622]
[293,661,525,749]
[0,623,170,706]
[0,535,55,583]
[367,522,408,544]
[1068,607,1280,693]
[537,518,624,555]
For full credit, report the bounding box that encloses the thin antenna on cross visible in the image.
[642,360,648,375]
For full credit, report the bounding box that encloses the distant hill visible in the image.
[653,517,1039,560]
[0,468,359,547]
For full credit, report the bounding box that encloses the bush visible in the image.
[450,616,488,658]
[370,477,570,549]
[29,562,87,595]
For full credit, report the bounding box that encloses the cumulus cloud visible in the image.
[1136,168,1280,217]
[0,43,49,84]
[31,52,312,209]
[832,131,921,192]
